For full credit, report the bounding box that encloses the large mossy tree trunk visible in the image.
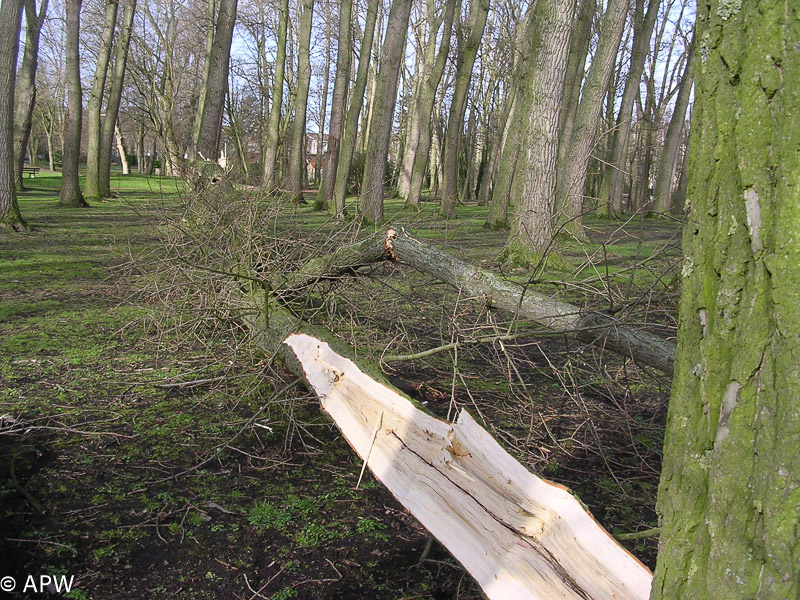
[359,0,413,224]
[651,3,800,599]
[0,0,25,228]
[13,0,47,193]
[59,0,88,208]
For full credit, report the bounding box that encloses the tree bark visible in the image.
[502,0,575,260]
[12,0,47,193]
[98,0,136,197]
[84,0,118,201]
[331,0,379,217]
[284,0,314,204]
[651,3,800,598]
[0,0,25,228]
[555,0,628,239]
[261,0,288,190]
[59,0,88,208]
[359,0,413,223]
[314,11,331,189]
[651,38,694,215]
[439,0,489,218]
[314,0,352,211]
[194,0,238,163]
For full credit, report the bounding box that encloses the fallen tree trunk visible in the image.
[387,229,676,375]
[271,228,675,375]
[284,332,654,600]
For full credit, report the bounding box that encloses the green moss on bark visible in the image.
[651,2,800,599]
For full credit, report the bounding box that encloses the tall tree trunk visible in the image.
[331,0,379,217]
[651,37,694,215]
[405,0,458,209]
[555,0,628,240]
[0,0,25,228]
[439,0,489,219]
[397,0,445,201]
[314,0,353,211]
[484,96,519,229]
[194,0,238,163]
[261,0,288,189]
[598,0,658,217]
[503,0,575,263]
[98,0,136,197]
[557,0,594,170]
[284,0,314,204]
[84,0,118,201]
[114,121,129,175]
[59,0,88,208]
[652,3,800,598]
[359,0,413,223]
[314,10,331,189]
[12,0,47,192]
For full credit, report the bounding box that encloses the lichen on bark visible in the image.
[651,2,800,599]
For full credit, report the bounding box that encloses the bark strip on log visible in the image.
[285,333,653,600]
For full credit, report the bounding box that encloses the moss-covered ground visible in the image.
[1,173,682,599]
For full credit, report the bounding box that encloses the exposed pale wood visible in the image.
[285,333,653,600]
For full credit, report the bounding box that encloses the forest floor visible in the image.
[0,173,682,599]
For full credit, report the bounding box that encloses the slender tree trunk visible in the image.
[557,0,594,170]
[331,0,379,216]
[114,121,129,175]
[314,11,331,189]
[12,0,47,192]
[261,0,288,189]
[598,0,659,217]
[0,0,25,228]
[439,0,489,218]
[284,0,314,203]
[136,123,145,174]
[503,0,575,263]
[484,97,519,229]
[405,0,458,208]
[359,0,413,223]
[314,0,353,211]
[59,0,87,208]
[651,37,694,215]
[192,0,216,157]
[652,3,800,598]
[84,0,118,201]
[194,0,238,163]
[555,0,628,240]
[98,0,136,197]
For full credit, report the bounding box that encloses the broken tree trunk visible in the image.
[266,229,675,375]
[284,332,653,600]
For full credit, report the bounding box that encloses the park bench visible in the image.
[22,166,40,178]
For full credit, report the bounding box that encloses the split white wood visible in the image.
[284,333,653,600]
